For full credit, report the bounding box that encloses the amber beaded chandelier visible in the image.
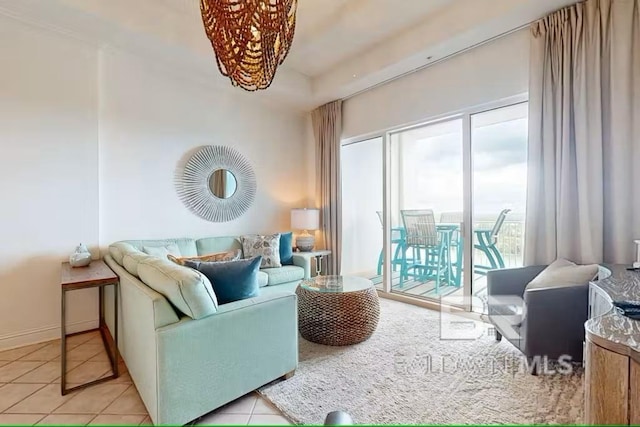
[200,0,298,91]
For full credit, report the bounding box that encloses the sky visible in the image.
[398,117,527,220]
[341,106,528,274]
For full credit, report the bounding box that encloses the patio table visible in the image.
[391,223,462,288]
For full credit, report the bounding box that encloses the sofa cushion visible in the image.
[261,266,304,286]
[168,249,241,266]
[143,243,181,258]
[259,280,299,295]
[195,237,242,256]
[242,234,282,268]
[257,271,269,288]
[109,242,139,266]
[526,258,599,290]
[110,239,198,264]
[279,232,294,265]
[122,251,152,278]
[137,257,218,319]
[185,257,262,305]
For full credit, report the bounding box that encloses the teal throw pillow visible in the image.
[279,232,294,266]
[185,256,261,305]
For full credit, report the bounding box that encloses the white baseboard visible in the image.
[0,319,99,352]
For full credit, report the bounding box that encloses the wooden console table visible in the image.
[60,260,119,395]
[585,265,640,424]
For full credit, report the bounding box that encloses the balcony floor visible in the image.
[363,271,489,313]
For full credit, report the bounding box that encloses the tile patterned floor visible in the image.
[0,331,292,425]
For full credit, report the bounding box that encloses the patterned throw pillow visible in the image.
[167,249,241,266]
[241,234,282,268]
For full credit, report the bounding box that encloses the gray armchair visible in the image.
[486,265,590,371]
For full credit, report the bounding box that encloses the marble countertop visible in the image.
[586,264,640,359]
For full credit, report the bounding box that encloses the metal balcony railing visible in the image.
[473,219,525,269]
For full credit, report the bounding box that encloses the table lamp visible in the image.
[291,208,320,252]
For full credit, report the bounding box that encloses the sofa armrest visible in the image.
[521,283,589,361]
[104,254,181,424]
[487,265,547,297]
[213,291,297,315]
[154,292,298,425]
[104,254,180,329]
[292,253,312,279]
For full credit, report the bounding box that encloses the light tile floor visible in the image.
[0,331,292,425]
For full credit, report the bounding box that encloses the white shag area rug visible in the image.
[259,298,583,425]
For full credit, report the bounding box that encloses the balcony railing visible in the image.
[473,219,524,269]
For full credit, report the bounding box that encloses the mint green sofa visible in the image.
[103,236,310,425]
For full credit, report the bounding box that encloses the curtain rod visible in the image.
[341,0,587,102]
[342,22,532,101]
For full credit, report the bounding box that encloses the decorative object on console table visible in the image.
[69,243,92,267]
[291,208,320,251]
[60,260,119,395]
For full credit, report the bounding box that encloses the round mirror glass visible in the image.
[209,169,237,199]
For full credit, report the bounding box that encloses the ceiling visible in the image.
[289,0,455,77]
[0,0,577,111]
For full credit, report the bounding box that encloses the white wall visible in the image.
[0,16,100,349]
[98,49,309,243]
[0,17,311,350]
[342,29,530,140]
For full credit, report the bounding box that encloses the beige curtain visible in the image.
[312,100,343,275]
[525,0,640,265]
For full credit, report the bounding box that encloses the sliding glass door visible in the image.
[341,137,383,282]
[388,119,464,302]
[341,100,528,313]
[470,103,528,312]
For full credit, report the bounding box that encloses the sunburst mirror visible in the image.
[177,146,256,222]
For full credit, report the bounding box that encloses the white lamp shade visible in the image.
[291,208,320,230]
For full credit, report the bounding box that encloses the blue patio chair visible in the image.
[474,209,511,276]
[439,212,463,287]
[400,209,452,293]
[375,211,405,276]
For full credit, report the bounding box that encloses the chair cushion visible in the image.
[185,257,262,305]
[526,258,599,290]
[261,266,304,286]
[279,232,294,265]
[168,250,241,266]
[242,234,282,268]
[137,257,218,319]
[143,244,181,258]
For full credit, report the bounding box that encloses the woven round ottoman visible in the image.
[296,275,380,346]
